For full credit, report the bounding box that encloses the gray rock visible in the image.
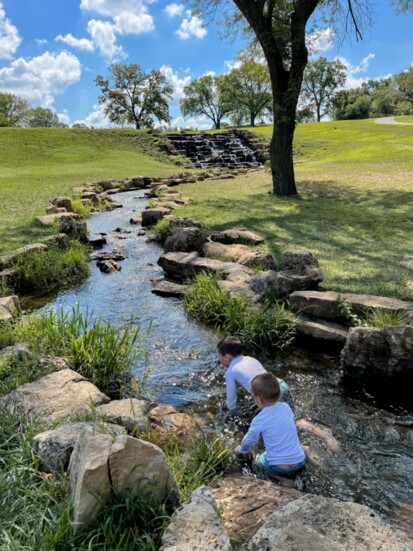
[289,290,413,322]
[0,295,20,323]
[151,279,190,298]
[160,486,232,551]
[282,251,320,274]
[165,227,207,254]
[163,216,205,231]
[36,212,79,226]
[246,494,413,551]
[109,435,178,503]
[158,251,246,279]
[50,197,73,212]
[141,207,172,227]
[69,430,113,530]
[59,217,88,243]
[210,229,265,246]
[0,343,31,361]
[341,325,413,391]
[204,241,276,270]
[97,258,121,273]
[147,404,203,449]
[95,398,149,432]
[33,421,125,471]
[296,315,348,346]
[0,368,110,424]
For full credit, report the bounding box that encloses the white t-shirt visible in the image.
[225,355,266,412]
[239,402,305,466]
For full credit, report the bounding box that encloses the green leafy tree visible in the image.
[331,88,371,120]
[27,107,60,127]
[222,61,272,126]
[301,57,347,122]
[180,74,232,129]
[191,0,413,196]
[395,65,413,108]
[95,63,173,129]
[0,92,30,127]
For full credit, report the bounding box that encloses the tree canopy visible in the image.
[180,74,232,129]
[95,63,173,129]
[27,107,60,128]
[0,93,30,127]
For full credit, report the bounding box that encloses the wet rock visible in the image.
[341,325,413,393]
[0,295,20,323]
[151,279,190,298]
[204,241,276,270]
[90,251,126,262]
[210,229,265,246]
[165,227,208,254]
[289,290,413,323]
[97,258,121,273]
[160,486,231,551]
[95,398,149,432]
[59,217,88,243]
[246,494,413,551]
[0,244,48,269]
[211,474,302,542]
[0,368,110,424]
[88,236,107,248]
[147,404,203,449]
[33,422,125,471]
[141,207,172,227]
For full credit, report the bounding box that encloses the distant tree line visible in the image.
[0,93,67,128]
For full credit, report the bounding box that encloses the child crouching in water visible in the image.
[237,372,306,478]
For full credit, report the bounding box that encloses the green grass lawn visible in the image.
[175,119,413,301]
[0,128,182,252]
[394,115,413,123]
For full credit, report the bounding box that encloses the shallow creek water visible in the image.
[24,190,413,536]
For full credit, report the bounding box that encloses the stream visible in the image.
[24,190,413,537]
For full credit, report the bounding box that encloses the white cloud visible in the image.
[73,104,114,128]
[307,28,335,56]
[113,12,154,35]
[55,33,94,52]
[176,11,206,40]
[35,38,48,46]
[224,59,241,73]
[57,109,70,126]
[170,114,212,130]
[87,19,124,59]
[0,51,81,107]
[159,64,191,101]
[0,2,21,59]
[337,53,376,89]
[165,3,184,17]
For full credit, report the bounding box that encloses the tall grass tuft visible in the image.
[13,241,89,294]
[337,295,409,328]
[165,434,232,501]
[11,305,146,395]
[184,273,296,350]
[71,197,92,218]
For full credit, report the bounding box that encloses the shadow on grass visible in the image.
[0,219,57,253]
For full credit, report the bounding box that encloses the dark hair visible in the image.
[251,373,280,403]
[217,336,242,357]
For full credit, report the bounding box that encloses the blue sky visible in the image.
[0,0,412,128]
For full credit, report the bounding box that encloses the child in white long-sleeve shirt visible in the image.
[238,372,306,477]
[217,336,294,415]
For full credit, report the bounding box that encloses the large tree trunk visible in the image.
[250,112,256,127]
[270,106,297,196]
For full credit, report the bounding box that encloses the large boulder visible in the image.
[165,227,207,254]
[0,368,110,424]
[147,404,203,448]
[160,486,232,551]
[59,217,88,243]
[203,241,276,270]
[95,398,149,432]
[50,197,73,212]
[109,435,178,503]
[246,494,413,551]
[141,207,172,227]
[211,475,302,542]
[69,430,113,530]
[0,295,20,323]
[209,229,265,246]
[340,325,413,394]
[295,315,348,347]
[32,421,125,472]
[290,290,413,323]
[157,251,246,279]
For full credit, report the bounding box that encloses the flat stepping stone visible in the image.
[210,229,265,246]
[296,314,348,346]
[151,279,190,298]
[0,368,110,424]
[36,212,79,226]
[204,241,276,270]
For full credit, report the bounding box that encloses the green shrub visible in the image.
[71,197,92,218]
[184,273,296,350]
[151,218,174,242]
[337,295,409,328]
[12,305,146,396]
[13,241,89,293]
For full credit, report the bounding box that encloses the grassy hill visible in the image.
[176,119,413,301]
[0,128,184,252]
